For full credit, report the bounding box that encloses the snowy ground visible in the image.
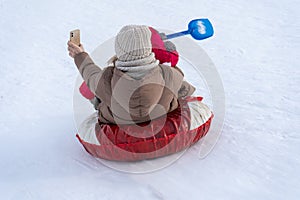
[0,0,299,199]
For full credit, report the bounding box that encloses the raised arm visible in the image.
[68,41,102,94]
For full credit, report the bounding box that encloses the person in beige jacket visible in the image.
[68,25,195,125]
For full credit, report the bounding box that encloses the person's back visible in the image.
[69,25,195,124]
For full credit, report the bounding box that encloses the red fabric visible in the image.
[149,27,166,50]
[184,96,203,102]
[79,82,95,100]
[169,50,179,67]
[76,98,213,161]
[149,27,179,67]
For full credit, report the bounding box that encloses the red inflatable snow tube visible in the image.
[76,97,213,161]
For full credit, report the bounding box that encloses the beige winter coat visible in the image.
[74,52,195,124]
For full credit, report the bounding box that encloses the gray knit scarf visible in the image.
[114,53,159,79]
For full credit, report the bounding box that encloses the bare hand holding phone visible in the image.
[68,41,84,58]
[68,29,84,58]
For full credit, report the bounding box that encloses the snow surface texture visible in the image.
[0,0,299,199]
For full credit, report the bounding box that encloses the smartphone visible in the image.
[70,29,80,46]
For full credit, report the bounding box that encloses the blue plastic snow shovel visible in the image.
[166,19,214,40]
